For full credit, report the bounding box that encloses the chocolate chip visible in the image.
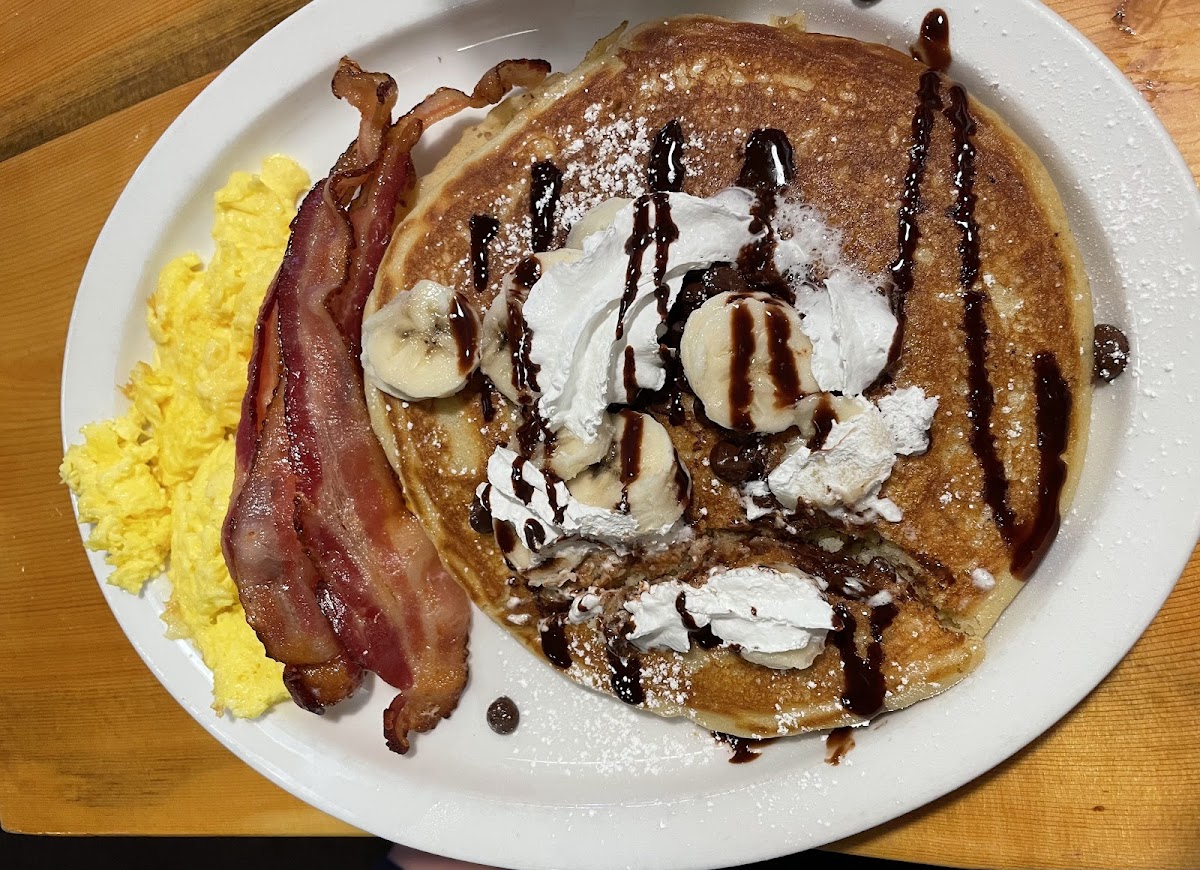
[468,492,494,534]
[1093,323,1130,382]
[710,440,766,484]
[486,696,519,735]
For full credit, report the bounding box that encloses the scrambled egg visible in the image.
[61,155,310,718]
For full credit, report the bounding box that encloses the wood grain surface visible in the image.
[1,0,1197,866]
[0,0,307,162]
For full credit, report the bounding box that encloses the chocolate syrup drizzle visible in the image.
[530,161,563,253]
[524,518,547,551]
[606,647,646,705]
[468,214,500,291]
[622,345,638,401]
[810,394,837,449]
[545,469,568,525]
[962,293,1016,536]
[825,726,856,765]
[676,592,722,648]
[505,257,542,399]
[735,129,796,304]
[728,301,758,431]
[737,128,796,192]
[712,731,775,764]
[539,615,572,669]
[888,69,943,365]
[494,519,518,556]
[648,119,687,193]
[616,193,678,339]
[942,72,1022,548]
[764,303,802,409]
[476,372,497,422]
[945,84,982,289]
[506,256,555,455]
[911,8,952,72]
[469,484,494,534]
[513,255,542,290]
[510,455,535,503]
[919,15,1074,579]
[1010,352,1071,577]
[831,601,898,717]
[941,63,1019,538]
[640,277,696,421]
[447,292,479,375]
[617,410,645,513]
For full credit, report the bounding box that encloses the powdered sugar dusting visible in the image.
[558,107,653,227]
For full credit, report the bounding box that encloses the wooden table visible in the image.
[1,0,1197,866]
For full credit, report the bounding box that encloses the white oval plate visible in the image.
[61,1,1200,867]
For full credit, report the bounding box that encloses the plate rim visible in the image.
[59,0,1200,866]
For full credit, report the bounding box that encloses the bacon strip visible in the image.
[326,62,422,354]
[413,58,551,126]
[224,57,549,752]
[225,270,364,709]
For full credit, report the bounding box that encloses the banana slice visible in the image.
[679,291,819,433]
[565,197,633,249]
[568,411,690,533]
[766,395,900,522]
[549,412,616,481]
[737,564,833,671]
[361,279,480,401]
[793,392,867,447]
[534,248,583,271]
[479,292,520,403]
[480,250,583,404]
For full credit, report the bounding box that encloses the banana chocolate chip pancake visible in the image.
[361,13,1091,738]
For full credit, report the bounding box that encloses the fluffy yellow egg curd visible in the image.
[61,156,309,718]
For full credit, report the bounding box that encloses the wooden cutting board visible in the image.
[1,1,1197,866]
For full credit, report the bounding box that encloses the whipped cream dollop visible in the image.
[877,386,939,455]
[740,480,773,521]
[767,390,938,524]
[773,202,897,395]
[478,446,683,567]
[523,189,761,442]
[567,587,604,624]
[624,566,835,670]
[520,189,898,444]
[792,269,896,395]
[624,581,692,653]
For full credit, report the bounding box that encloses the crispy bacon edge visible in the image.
[223,57,550,752]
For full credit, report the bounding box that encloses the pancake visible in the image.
[362,14,1091,738]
